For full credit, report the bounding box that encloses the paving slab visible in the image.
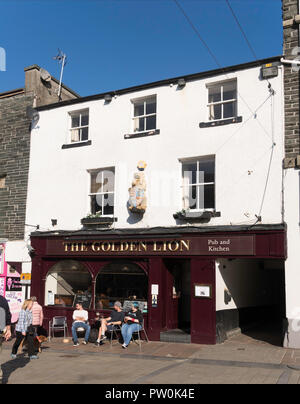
[1,332,300,384]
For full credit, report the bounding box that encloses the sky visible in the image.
[0,0,283,97]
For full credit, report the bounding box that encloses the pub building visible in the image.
[26,56,288,344]
[30,227,286,344]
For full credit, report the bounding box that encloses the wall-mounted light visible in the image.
[177,78,186,88]
[104,94,113,103]
[51,219,57,227]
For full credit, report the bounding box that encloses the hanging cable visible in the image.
[172,0,274,140]
[225,0,258,60]
[225,0,273,90]
[257,88,276,218]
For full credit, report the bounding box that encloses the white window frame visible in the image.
[89,168,115,217]
[131,96,157,133]
[69,109,89,144]
[207,80,237,121]
[181,157,215,212]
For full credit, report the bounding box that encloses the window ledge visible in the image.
[81,217,117,227]
[199,116,242,129]
[173,211,221,222]
[124,129,160,140]
[62,140,92,149]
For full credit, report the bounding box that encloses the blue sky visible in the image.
[0,0,283,96]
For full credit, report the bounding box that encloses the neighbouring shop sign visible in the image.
[46,235,255,256]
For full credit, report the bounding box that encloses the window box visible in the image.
[124,129,160,140]
[173,210,220,221]
[199,116,242,128]
[81,217,117,227]
[62,140,92,149]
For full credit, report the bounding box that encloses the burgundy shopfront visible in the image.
[30,225,286,345]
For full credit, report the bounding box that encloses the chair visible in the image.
[107,325,122,347]
[49,316,68,341]
[131,324,149,352]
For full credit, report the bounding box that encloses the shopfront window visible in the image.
[45,260,92,308]
[95,262,148,311]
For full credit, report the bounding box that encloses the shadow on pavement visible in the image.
[1,354,30,384]
[241,321,284,347]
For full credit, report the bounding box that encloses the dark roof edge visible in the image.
[36,55,282,112]
[0,88,25,98]
[30,223,286,238]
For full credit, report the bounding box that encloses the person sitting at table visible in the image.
[121,302,143,349]
[95,301,124,346]
[72,303,90,347]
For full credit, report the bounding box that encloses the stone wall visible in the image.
[283,0,300,165]
[0,93,33,240]
[0,65,79,242]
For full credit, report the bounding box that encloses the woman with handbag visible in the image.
[11,299,38,360]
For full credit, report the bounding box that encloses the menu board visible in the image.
[73,293,92,310]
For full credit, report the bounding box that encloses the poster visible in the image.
[6,277,22,292]
[6,291,23,323]
[0,277,5,296]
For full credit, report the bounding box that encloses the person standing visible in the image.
[0,295,12,382]
[121,302,143,349]
[11,299,37,360]
[30,296,44,335]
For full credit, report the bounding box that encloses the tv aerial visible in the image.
[53,49,67,100]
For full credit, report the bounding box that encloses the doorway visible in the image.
[216,258,286,346]
[161,259,191,342]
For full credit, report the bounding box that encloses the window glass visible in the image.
[204,184,215,209]
[132,96,157,133]
[223,102,236,119]
[146,100,156,115]
[182,162,197,185]
[95,262,148,311]
[134,103,144,117]
[103,194,114,215]
[81,114,89,126]
[223,81,237,101]
[182,157,215,211]
[71,116,80,128]
[71,129,80,143]
[45,260,92,307]
[209,87,221,103]
[146,115,156,130]
[209,104,222,120]
[90,169,115,215]
[91,171,103,194]
[199,159,215,183]
[81,127,89,141]
[208,81,237,121]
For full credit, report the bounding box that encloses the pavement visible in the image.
[1,331,300,384]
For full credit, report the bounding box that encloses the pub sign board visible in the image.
[46,235,256,256]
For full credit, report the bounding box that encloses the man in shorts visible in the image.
[95,301,124,346]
